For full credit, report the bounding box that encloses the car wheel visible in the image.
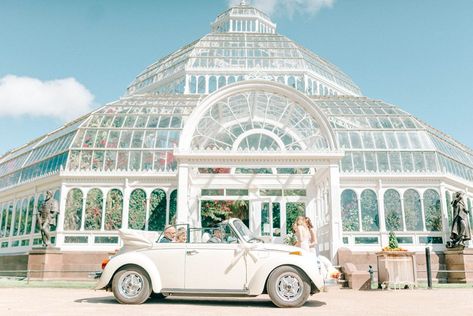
[267,266,310,308]
[112,266,151,304]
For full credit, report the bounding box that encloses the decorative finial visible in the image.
[240,0,248,6]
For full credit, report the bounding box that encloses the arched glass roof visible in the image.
[126,3,361,97]
[191,90,330,151]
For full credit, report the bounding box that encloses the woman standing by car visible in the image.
[293,216,310,251]
[305,217,318,255]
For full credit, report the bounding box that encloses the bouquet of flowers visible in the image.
[284,232,297,246]
[382,231,407,251]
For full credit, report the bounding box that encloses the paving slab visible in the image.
[0,287,471,316]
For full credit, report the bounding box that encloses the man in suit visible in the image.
[160,225,176,243]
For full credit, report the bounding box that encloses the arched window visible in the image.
[361,190,379,231]
[189,76,196,94]
[26,197,35,234]
[13,201,21,236]
[208,76,217,93]
[384,189,403,231]
[218,76,226,89]
[105,189,123,230]
[5,204,13,237]
[423,189,442,231]
[64,189,83,230]
[169,190,177,225]
[85,188,103,230]
[0,204,6,237]
[197,76,206,94]
[20,199,28,235]
[128,189,146,229]
[445,191,452,226]
[341,189,359,231]
[148,189,166,231]
[404,189,423,231]
[287,76,295,88]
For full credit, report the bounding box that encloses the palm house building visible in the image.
[1,3,472,266]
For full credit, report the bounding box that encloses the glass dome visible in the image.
[126,3,361,97]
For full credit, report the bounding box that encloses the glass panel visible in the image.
[374,133,387,149]
[388,152,402,171]
[148,189,166,231]
[354,237,379,244]
[396,237,413,244]
[129,151,142,171]
[226,189,249,196]
[401,152,414,172]
[260,189,282,196]
[169,190,177,225]
[353,152,364,171]
[128,189,146,230]
[286,202,305,235]
[419,236,443,244]
[341,189,359,231]
[107,131,120,148]
[92,151,104,170]
[384,189,403,231]
[119,131,132,148]
[104,189,123,230]
[116,151,129,170]
[349,132,362,149]
[424,189,442,231]
[131,131,144,148]
[446,191,452,226]
[404,189,423,231]
[361,190,379,231]
[201,200,249,228]
[85,188,103,230]
[341,153,353,172]
[104,151,117,171]
[201,189,224,196]
[377,152,389,172]
[64,189,83,230]
[26,197,34,234]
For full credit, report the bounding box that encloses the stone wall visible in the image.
[337,247,447,283]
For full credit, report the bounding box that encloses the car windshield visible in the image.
[232,219,261,243]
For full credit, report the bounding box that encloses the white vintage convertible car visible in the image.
[95,218,332,308]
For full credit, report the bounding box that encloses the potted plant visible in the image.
[376,231,417,289]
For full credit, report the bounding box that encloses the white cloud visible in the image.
[228,0,334,18]
[0,75,95,121]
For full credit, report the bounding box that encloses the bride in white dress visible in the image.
[294,216,310,251]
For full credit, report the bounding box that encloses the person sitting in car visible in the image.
[176,227,187,243]
[208,228,224,243]
[159,225,176,243]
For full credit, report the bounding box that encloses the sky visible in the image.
[0,0,472,156]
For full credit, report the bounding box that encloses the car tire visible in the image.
[112,266,151,304]
[267,266,310,308]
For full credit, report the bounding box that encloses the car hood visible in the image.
[255,242,307,254]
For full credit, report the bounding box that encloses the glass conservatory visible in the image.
[0,2,472,262]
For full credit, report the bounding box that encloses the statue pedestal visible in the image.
[445,248,473,283]
[27,247,63,280]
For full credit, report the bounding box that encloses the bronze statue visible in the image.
[37,191,59,247]
[446,192,471,248]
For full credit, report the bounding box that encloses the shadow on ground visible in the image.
[75,295,327,308]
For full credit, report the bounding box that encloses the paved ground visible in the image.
[0,286,471,316]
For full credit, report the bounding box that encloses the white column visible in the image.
[55,183,68,248]
[400,189,407,231]
[122,179,131,229]
[439,183,450,242]
[80,188,89,231]
[328,164,342,262]
[176,164,190,224]
[100,188,110,231]
[249,188,260,235]
[165,189,171,225]
[377,182,388,247]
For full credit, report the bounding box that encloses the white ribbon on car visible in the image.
[224,243,259,274]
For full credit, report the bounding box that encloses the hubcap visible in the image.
[275,273,302,302]
[118,272,144,299]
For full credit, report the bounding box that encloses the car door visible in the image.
[184,230,247,291]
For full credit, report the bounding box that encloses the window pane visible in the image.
[105,189,123,230]
[424,189,442,231]
[404,189,423,231]
[85,189,103,230]
[148,189,166,231]
[361,190,379,231]
[341,189,359,231]
[384,189,403,231]
[64,189,83,230]
[128,189,146,230]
